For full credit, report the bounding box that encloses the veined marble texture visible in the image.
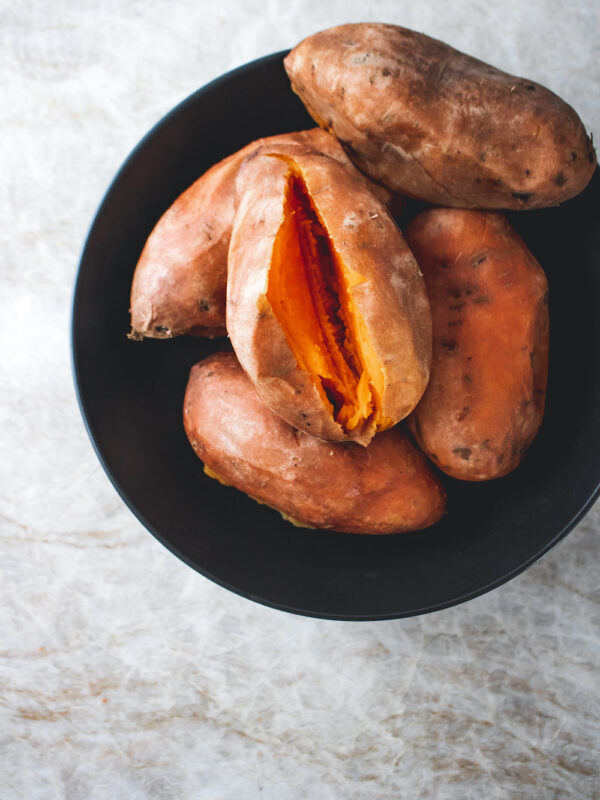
[1,1,599,798]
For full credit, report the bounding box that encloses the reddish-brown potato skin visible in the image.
[129,128,399,340]
[184,353,446,534]
[227,144,431,446]
[284,23,596,209]
[405,209,549,481]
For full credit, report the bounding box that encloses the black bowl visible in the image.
[72,51,600,620]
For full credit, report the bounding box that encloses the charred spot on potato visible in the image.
[554,172,567,187]
[457,406,470,421]
[452,447,472,460]
[266,167,392,438]
[511,191,532,203]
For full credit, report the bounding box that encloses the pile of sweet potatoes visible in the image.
[129,23,596,534]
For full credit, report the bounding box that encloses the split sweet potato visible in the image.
[184,352,446,534]
[227,144,431,446]
[129,127,398,340]
[405,209,549,481]
[284,23,596,209]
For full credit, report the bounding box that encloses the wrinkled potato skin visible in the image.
[227,144,431,445]
[184,353,446,534]
[284,23,596,209]
[129,128,398,340]
[406,209,549,481]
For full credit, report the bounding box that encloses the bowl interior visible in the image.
[72,52,600,619]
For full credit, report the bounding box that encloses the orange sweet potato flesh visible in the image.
[266,170,389,433]
[405,209,549,481]
[227,145,431,445]
[183,352,446,534]
[129,128,399,340]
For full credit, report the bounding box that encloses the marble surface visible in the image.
[1,1,599,797]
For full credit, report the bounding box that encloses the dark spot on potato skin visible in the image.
[571,151,578,161]
[198,299,211,311]
[382,67,391,77]
[472,254,487,267]
[554,171,567,187]
[205,370,215,378]
[466,356,472,362]
[447,319,463,327]
[512,191,532,203]
[440,261,451,269]
[154,325,169,333]
[453,447,472,461]
[463,374,472,384]
[449,302,466,311]
[457,406,470,421]
[481,439,491,450]
[525,169,531,176]
[479,152,486,162]
[525,84,536,91]
[442,340,458,352]
[473,295,492,304]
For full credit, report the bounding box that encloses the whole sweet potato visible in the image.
[405,209,549,481]
[227,144,431,446]
[284,23,596,209]
[184,353,446,534]
[129,128,398,340]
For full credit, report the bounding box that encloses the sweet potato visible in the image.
[284,23,596,209]
[129,128,399,340]
[405,209,549,481]
[227,144,431,446]
[184,352,446,534]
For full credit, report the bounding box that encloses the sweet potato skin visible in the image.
[129,128,398,340]
[284,23,596,209]
[405,209,549,481]
[227,144,431,445]
[184,353,446,534]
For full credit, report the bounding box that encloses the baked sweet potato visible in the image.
[129,128,398,340]
[405,209,549,481]
[184,352,446,534]
[284,23,596,209]
[227,144,431,446]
